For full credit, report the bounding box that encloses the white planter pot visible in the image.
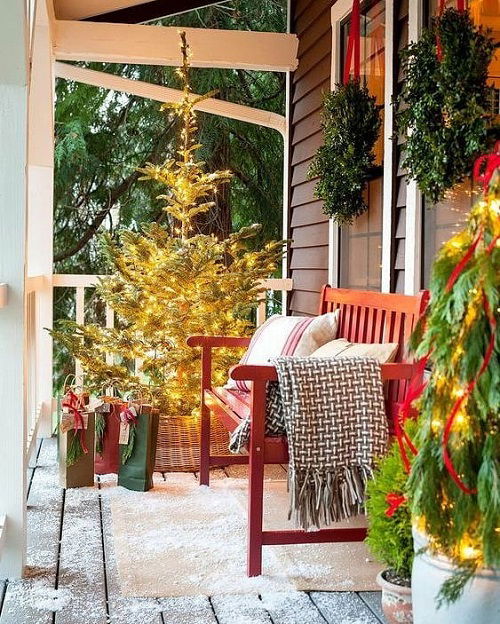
[412,528,500,624]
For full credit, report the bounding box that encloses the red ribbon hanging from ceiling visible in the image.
[343,0,361,84]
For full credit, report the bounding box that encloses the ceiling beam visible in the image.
[86,0,228,24]
[53,21,299,72]
[55,1,159,21]
[54,62,286,134]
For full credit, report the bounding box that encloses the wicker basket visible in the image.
[154,414,230,472]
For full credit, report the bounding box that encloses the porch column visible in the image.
[0,0,29,577]
[27,0,55,437]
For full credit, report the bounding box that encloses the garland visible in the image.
[397,7,496,203]
[404,144,500,605]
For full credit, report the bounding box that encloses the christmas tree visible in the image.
[53,32,283,418]
[407,146,499,604]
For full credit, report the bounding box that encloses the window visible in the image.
[339,0,385,290]
[421,0,499,287]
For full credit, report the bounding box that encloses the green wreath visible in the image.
[397,8,496,204]
[308,78,381,225]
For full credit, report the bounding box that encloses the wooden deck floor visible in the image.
[0,439,385,624]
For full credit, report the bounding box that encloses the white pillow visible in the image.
[310,339,399,363]
[228,311,340,391]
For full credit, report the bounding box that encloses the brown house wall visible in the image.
[287,0,333,316]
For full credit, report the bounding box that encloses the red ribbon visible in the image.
[442,293,496,495]
[343,0,361,84]
[436,1,467,62]
[385,492,407,517]
[473,141,500,195]
[62,389,88,454]
[445,229,483,292]
[396,355,429,472]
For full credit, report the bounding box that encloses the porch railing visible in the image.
[25,275,49,461]
[51,273,293,382]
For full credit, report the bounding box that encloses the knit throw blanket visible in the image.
[229,357,388,529]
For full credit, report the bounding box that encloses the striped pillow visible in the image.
[227,311,340,392]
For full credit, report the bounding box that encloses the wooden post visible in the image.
[247,379,267,577]
[0,0,29,578]
[199,346,212,486]
[27,0,55,437]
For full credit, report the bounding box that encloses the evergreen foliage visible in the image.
[408,174,499,605]
[308,79,381,224]
[52,33,283,418]
[365,442,414,582]
[398,8,496,203]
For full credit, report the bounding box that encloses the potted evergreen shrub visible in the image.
[366,442,414,624]
[407,158,499,622]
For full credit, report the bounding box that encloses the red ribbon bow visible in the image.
[385,492,407,517]
[120,406,138,425]
[62,389,88,454]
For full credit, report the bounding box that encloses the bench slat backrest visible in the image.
[318,286,429,403]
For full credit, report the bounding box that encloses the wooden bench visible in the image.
[187,285,429,576]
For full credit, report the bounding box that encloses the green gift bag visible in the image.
[58,392,95,489]
[118,404,159,492]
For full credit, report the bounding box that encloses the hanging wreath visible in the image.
[308,79,381,224]
[397,7,496,204]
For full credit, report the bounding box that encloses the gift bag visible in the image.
[94,400,124,475]
[58,389,95,489]
[118,404,159,492]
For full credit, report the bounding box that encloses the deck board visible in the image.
[0,441,384,624]
[55,486,108,624]
[211,594,272,624]
[358,591,384,622]
[309,592,380,624]
[0,438,62,624]
[260,591,327,624]
[160,596,217,624]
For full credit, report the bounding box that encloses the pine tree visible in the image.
[408,155,499,604]
[53,32,283,418]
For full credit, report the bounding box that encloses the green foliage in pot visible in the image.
[397,8,496,204]
[366,442,413,585]
[308,78,381,224]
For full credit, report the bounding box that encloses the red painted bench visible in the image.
[187,285,429,576]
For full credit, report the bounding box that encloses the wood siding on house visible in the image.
[287,0,332,316]
[392,0,409,293]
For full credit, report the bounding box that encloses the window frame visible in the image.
[329,0,396,292]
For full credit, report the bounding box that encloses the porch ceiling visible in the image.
[55,0,227,22]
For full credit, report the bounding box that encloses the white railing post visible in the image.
[75,286,85,384]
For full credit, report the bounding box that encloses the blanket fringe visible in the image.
[288,465,373,530]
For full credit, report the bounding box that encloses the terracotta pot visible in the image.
[376,569,413,624]
[412,528,500,623]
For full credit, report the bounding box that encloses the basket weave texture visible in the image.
[154,414,230,472]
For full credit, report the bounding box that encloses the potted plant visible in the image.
[366,442,414,624]
[406,153,500,622]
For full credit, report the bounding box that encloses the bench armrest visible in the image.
[229,364,278,382]
[187,335,251,348]
[380,362,415,381]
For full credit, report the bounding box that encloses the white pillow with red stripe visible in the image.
[227,311,340,392]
